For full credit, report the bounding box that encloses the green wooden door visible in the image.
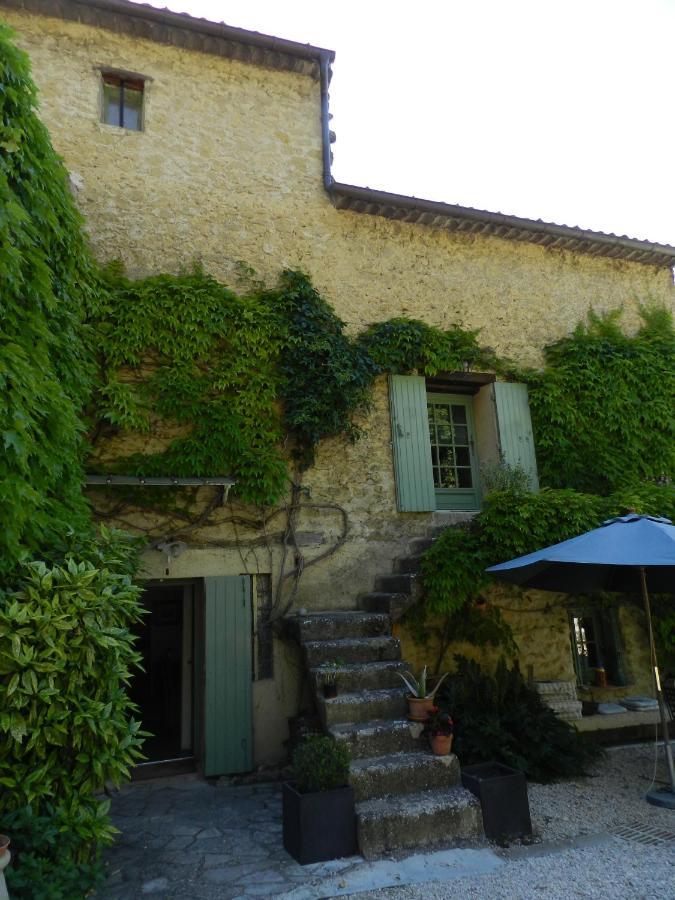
[203,575,252,776]
[389,375,436,512]
[494,382,539,491]
[426,393,481,510]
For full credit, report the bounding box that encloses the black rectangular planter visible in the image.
[461,761,532,841]
[282,782,357,865]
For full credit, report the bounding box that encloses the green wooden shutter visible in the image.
[204,575,252,776]
[494,382,539,491]
[389,375,435,512]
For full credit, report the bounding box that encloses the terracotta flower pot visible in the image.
[407,696,434,721]
[429,733,453,756]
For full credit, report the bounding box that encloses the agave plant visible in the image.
[396,666,449,699]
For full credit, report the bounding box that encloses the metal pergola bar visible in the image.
[84,475,235,490]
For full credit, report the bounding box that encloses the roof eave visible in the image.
[328,182,675,268]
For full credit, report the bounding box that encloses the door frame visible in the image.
[134,578,205,775]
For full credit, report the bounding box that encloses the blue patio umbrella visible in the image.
[486,513,675,808]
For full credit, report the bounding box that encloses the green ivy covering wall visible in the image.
[92,268,487,495]
[526,308,675,494]
[0,24,102,576]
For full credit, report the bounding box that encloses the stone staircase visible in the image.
[289,524,483,859]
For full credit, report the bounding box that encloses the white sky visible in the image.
[133,0,675,246]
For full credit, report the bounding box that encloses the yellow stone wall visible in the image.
[4,8,670,762]
[397,591,654,700]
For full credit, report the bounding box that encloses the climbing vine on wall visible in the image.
[0,24,103,576]
[91,267,488,499]
[525,307,675,494]
[93,267,288,505]
[417,482,675,667]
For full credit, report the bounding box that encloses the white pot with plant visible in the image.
[396,666,449,721]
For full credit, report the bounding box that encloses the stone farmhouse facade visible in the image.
[3,0,675,775]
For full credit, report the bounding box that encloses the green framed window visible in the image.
[568,607,628,686]
[426,393,480,510]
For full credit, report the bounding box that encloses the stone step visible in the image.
[310,660,408,693]
[303,636,401,667]
[393,554,425,574]
[319,688,408,727]
[375,573,420,594]
[356,785,483,859]
[349,751,461,802]
[407,537,436,556]
[294,611,391,642]
[430,511,477,530]
[534,680,578,700]
[426,524,451,538]
[331,718,423,759]
[359,592,416,621]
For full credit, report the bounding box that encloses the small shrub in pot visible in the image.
[283,735,356,864]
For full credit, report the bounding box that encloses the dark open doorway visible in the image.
[130,582,197,768]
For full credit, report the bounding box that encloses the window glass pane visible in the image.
[455,446,470,467]
[427,396,477,495]
[103,81,120,125]
[457,468,473,488]
[122,84,143,130]
[451,404,467,424]
[440,469,457,488]
[438,447,455,467]
[436,422,452,444]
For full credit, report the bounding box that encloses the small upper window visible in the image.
[102,73,144,130]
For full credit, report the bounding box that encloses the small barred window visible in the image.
[101,72,144,130]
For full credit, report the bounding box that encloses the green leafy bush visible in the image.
[0,528,146,895]
[3,805,107,899]
[0,25,102,576]
[291,734,350,793]
[422,482,675,615]
[440,656,598,781]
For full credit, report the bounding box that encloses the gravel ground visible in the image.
[352,743,675,900]
[352,840,675,899]
[527,741,675,841]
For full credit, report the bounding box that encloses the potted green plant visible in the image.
[423,706,454,755]
[396,666,449,721]
[316,658,345,699]
[282,734,356,865]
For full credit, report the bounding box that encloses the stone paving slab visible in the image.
[98,774,498,899]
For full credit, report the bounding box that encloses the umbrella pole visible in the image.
[640,567,675,804]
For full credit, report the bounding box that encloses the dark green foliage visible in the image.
[274,270,377,468]
[0,25,101,575]
[95,271,495,488]
[94,268,288,505]
[291,734,350,793]
[441,656,598,781]
[422,482,675,615]
[527,308,675,494]
[0,528,146,889]
[356,317,485,376]
[4,805,106,899]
